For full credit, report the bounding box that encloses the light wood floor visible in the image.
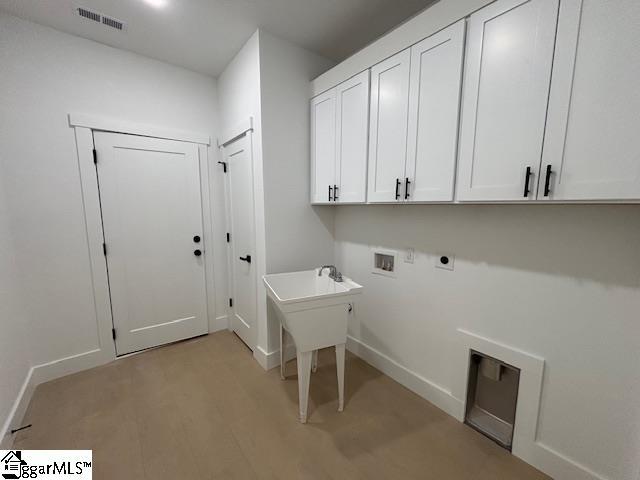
[14,331,549,480]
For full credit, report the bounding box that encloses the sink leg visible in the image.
[296,350,313,423]
[336,343,345,412]
[280,324,286,380]
[311,349,318,373]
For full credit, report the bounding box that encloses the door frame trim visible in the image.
[219,130,259,351]
[69,113,211,145]
[218,116,253,148]
[72,117,216,363]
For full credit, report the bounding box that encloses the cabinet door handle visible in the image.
[523,166,532,198]
[404,178,411,200]
[239,255,251,263]
[395,178,401,200]
[544,164,552,197]
[328,185,333,202]
[333,184,339,201]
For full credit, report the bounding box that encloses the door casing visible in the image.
[71,114,216,364]
[220,129,259,351]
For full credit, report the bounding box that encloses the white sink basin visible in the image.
[264,269,362,310]
[263,269,362,352]
[263,268,363,423]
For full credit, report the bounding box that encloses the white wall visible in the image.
[258,31,335,353]
[217,31,268,353]
[0,167,32,447]
[0,11,224,435]
[334,204,640,480]
[259,30,334,275]
[218,30,335,361]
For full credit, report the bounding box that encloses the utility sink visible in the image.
[263,268,363,422]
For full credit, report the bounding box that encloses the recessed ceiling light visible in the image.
[142,0,168,8]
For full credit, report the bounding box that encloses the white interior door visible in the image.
[405,20,465,202]
[93,132,208,356]
[225,133,256,349]
[310,89,337,204]
[540,0,640,201]
[367,49,411,203]
[456,0,559,201]
[335,70,369,203]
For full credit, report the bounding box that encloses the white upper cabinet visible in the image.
[335,71,370,203]
[310,88,336,204]
[456,0,559,202]
[405,20,465,202]
[367,49,411,203]
[540,0,640,201]
[312,0,640,205]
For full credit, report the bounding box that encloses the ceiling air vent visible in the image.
[76,6,127,32]
[102,16,125,31]
[77,6,101,23]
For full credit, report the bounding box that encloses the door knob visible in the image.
[194,249,202,257]
[239,255,252,263]
[193,235,201,243]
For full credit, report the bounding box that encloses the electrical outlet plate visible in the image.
[435,253,455,271]
[404,248,415,264]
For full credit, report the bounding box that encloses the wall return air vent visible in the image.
[76,6,127,32]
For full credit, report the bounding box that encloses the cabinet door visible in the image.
[405,20,465,202]
[456,0,559,202]
[310,88,337,204]
[336,71,370,203]
[367,49,411,203]
[540,0,640,201]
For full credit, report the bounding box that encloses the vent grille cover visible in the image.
[76,6,126,32]
[102,16,124,31]
[77,7,100,23]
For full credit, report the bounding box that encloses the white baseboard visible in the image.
[346,335,463,419]
[0,368,34,449]
[29,348,107,386]
[210,314,228,333]
[0,347,109,449]
[253,343,297,371]
[345,334,607,480]
[531,442,609,480]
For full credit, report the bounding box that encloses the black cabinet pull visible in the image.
[544,164,552,197]
[193,235,201,243]
[333,184,339,201]
[239,255,252,263]
[328,185,333,202]
[404,178,411,199]
[523,166,532,198]
[194,249,202,257]
[395,178,401,200]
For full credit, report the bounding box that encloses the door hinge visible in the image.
[229,298,233,308]
[93,149,97,164]
[102,243,107,256]
[112,328,116,340]
[218,161,227,173]
[226,232,230,243]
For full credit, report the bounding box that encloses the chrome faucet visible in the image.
[318,265,343,282]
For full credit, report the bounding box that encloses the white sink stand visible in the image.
[280,324,346,423]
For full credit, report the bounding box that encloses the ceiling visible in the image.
[0,0,438,77]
